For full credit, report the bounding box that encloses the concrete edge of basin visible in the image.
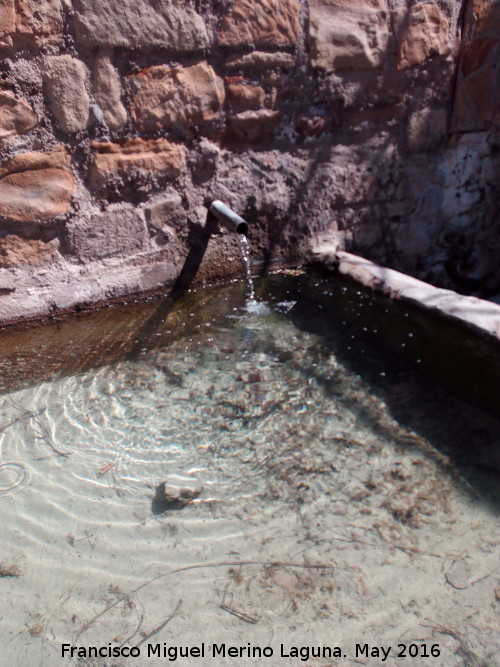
[0,254,290,330]
[308,248,500,346]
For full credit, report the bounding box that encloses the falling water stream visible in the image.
[238,234,257,304]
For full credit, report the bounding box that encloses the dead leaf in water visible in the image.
[0,563,21,577]
[28,623,44,637]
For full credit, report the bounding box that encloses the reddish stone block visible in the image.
[0,89,37,145]
[226,84,265,111]
[15,0,63,48]
[129,62,224,132]
[396,3,451,70]
[218,0,300,48]
[90,138,185,193]
[0,0,15,47]
[309,0,389,70]
[0,235,59,267]
[0,146,75,222]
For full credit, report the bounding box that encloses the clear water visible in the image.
[0,274,498,667]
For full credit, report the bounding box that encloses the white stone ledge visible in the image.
[314,248,500,343]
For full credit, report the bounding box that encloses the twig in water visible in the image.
[220,604,259,624]
[4,398,69,457]
[318,531,452,559]
[31,414,70,458]
[73,532,95,545]
[131,560,336,596]
[0,404,45,433]
[422,620,490,667]
[76,560,334,640]
[134,600,183,647]
[75,596,130,642]
[97,462,113,477]
[119,612,144,648]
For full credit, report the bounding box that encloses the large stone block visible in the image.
[0,146,75,222]
[0,0,63,48]
[92,52,127,131]
[73,0,209,51]
[0,0,15,48]
[396,3,451,70]
[309,0,389,70]
[44,56,90,133]
[14,0,63,47]
[0,89,37,145]
[90,137,185,193]
[67,207,148,261]
[0,234,59,267]
[218,0,300,48]
[129,62,224,132]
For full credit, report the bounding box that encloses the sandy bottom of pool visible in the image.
[1,282,499,667]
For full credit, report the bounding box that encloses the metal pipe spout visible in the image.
[209,200,248,235]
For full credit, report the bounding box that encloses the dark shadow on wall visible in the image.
[253,137,341,278]
[251,0,428,277]
[255,0,500,299]
[171,210,219,294]
[126,209,219,361]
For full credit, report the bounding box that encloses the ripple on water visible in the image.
[0,459,35,497]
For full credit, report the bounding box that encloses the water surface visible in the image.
[1,274,498,667]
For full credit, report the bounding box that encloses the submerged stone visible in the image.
[152,475,203,513]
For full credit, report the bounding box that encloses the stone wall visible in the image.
[0,0,499,322]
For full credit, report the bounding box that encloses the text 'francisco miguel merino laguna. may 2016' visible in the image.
[62,641,442,661]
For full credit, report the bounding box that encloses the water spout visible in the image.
[209,200,248,235]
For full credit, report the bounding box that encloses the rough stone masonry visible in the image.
[0,0,498,323]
